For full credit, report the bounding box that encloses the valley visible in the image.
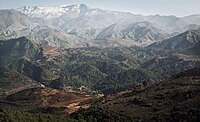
[0,3,200,122]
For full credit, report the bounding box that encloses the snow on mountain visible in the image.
[17,4,87,19]
[0,9,39,40]
[2,4,199,48]
[17,6,65,19]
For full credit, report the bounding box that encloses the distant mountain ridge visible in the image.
[0,4,200,122]
[17,4,85,19]
[0,4,199,48]
[149,28,200,51]
[96,21,170,46]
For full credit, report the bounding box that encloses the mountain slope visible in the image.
[0,4,198,48]
[181,42,200,56]
[94,69,153,94]
[0,37,41,66]
[0,10,38,39]
[26,26,85,48]
[0,67,40,96]
[98,68,200,121]
[182,14,200,25]
[3,87,90,110]
[95,23,124,39]
[0,10,84,48]
[141,54,200,80]
[121,21,169,42]
[146,14,188,32]
[149,28,200,51]
[96,21,170,47]
[0,10,36,30]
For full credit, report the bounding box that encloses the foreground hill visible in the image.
[95,68,200,121]
[1,68,200,121]
[0,67,40,96]
[1,87,90,114]
[0,107,78,122]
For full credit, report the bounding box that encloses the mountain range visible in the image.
[0,3,200,122]
[0,4,199,48]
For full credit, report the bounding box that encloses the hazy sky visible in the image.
[0,0,199,17]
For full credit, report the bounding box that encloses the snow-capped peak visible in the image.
[17,4,89,19]
[17,6,66,19]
